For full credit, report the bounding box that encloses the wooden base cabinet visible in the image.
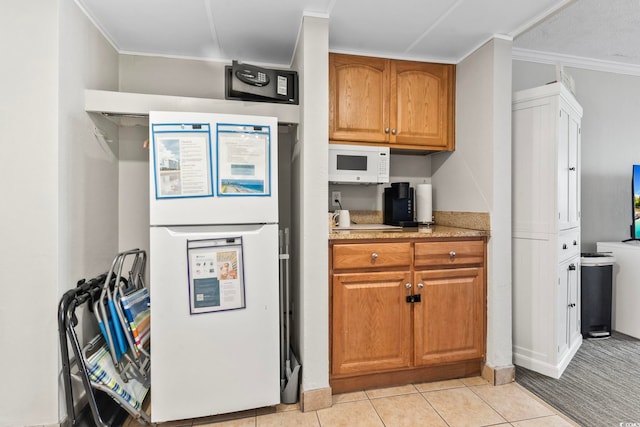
[330,238,486,393]
[332,271,412,376]
[414,267,485,366]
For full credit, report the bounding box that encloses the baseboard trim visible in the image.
[330,360,483,394]
[513,337,582,379]
[482,363,515,385]
[301,386,332,412]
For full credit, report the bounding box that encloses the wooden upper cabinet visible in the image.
[329,54,390,143]
[329,53,455,151]
[391,60,455,149]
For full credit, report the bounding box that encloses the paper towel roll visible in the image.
[416,184,433,224]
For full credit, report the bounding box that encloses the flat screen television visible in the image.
[632,165,640,240]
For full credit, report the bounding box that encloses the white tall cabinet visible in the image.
[512,82,583,378]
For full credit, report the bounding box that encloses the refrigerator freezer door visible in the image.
[150,224,280,422]
[149,111,278,226]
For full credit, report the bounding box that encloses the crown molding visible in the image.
[512,47,640,77]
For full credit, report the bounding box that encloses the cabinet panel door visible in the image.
[329,54,390,143]
[390,61,455,149]
[557,260,570,357]
[568,256,581,344]
[557,102,581,230]
[567,111,581,228]
[332,271,412,376]
[413,267,484,365]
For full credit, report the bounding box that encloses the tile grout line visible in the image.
[466,383,512,425]
[414,385,453,427]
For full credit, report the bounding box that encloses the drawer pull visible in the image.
[405,283,412,289]
[449,251,456,259]
[371,252,378,260]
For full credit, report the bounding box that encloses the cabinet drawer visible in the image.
[559,229,580,262]
[414,240,484,268]
[332,243,411,270]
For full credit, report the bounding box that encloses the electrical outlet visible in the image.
[331,191,341,208]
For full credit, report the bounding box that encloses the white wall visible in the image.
[0,2,60,425]
[513,61,640,250]
[291,15,330,393]
[59,0,120,291]
[432,37,514,370]
[119,55,228,99]
[118,125,150,261]
[328,153,431,212]
[0,1,119,426]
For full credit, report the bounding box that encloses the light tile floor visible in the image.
[127,377,579,427]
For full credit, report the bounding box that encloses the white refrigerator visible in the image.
[148,111,280,422]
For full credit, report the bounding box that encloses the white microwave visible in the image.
[328,144,390,184]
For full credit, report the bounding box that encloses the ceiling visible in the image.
[76,0,640,74]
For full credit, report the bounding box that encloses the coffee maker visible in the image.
[383,182,418,227]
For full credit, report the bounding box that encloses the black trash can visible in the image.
[580,252,615,338]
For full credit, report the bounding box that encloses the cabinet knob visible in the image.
[569,167,576,171]
[391,128,397,135]
[568,303,576,308]
[573,240,577,246]
[562,244,567,250]
[449,251,456,259]
[405,283,412,289]
[417,283,424,289]
[568,264,576,271]
[371,252,378,260]
[385,127,390,134]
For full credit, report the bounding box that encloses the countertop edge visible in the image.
[328,225,489,241]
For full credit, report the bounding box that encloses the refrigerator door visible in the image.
[150,224,280,422]
[149,111,278,226]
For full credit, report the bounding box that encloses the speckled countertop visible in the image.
[329,224,488,240]
[328,210,490,241]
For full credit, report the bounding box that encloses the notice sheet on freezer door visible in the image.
[187,237,245,314]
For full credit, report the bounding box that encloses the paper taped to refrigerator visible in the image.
[187,237,245,314]
[217,124,270,196]
[151,124,213,199]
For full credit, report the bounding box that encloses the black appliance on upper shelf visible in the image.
[384,182,418,227]
[225,60,299,105]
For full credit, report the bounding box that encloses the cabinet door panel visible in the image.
[332,271,412,376]
[329,54,390,143]
[390,61,455,149]
[557,107,570,229]
[567,256,581,344]
[568,112,580,227]
[414,268,484,365]
[557,261,570,357]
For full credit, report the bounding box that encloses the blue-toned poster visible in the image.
[193,278,220,308]
[217,124,270,196]
[152,124,213,199]
[187,237,245,314]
